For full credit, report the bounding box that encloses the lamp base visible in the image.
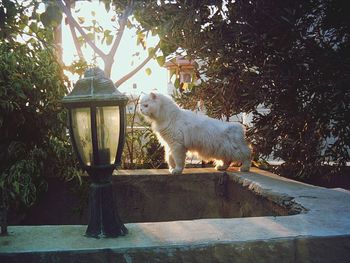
[85,182,128,238]
[0,208,8,236]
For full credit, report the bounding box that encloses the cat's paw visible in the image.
[215,164,229,171]
[240,160,251,172]
[171,168,183,175]
[239,166,250,172]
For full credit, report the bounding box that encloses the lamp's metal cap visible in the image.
[62,67,128,107]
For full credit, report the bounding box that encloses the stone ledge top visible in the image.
[1,168,350,255]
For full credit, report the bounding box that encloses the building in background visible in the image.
[164,56,198,95]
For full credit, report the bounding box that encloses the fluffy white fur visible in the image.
[139,92,251,175]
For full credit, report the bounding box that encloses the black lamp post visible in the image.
[62,67,128,238]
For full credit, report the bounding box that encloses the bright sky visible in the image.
[61,1,168,95]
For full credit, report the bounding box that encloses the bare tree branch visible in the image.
[68,23,84,60]
[104,1,135,77]
[108,20,126,58]
[65,1,84,60]
[115,43,160,87]
[108,1,134,58]
[57,0,107,60]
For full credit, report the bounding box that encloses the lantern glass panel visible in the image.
[96,106,120,165]
[71,107,93,166]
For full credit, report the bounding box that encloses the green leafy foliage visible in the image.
[0,40,82,210]
[40,3,63,27]
[0,1,82,213]
[64,58,89,78]
[156,55,165,66]
[145,67,152,76]
[135,0,350,178]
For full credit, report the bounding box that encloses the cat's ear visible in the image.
[150,92,157,100]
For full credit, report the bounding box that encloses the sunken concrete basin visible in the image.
[1,168,350,262]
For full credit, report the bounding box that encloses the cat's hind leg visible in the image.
[239,145,251,172]
[240,158,251,172]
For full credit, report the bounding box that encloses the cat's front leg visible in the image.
[167,153,176,173]
[170,144,186,175]
[164,145,176,172]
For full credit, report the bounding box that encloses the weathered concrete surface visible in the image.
[1,168,350,262]
[20,169,290,225]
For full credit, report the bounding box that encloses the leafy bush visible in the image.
[137,0,350,178]
[0,0,84,215]
[0,40,83,213]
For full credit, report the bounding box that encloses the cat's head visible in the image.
[139,92,160,120]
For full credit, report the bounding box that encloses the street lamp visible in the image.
[62,67,128,238]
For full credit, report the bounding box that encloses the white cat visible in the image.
[139,92,251,175]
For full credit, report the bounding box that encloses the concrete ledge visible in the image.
[1,168,350,262]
